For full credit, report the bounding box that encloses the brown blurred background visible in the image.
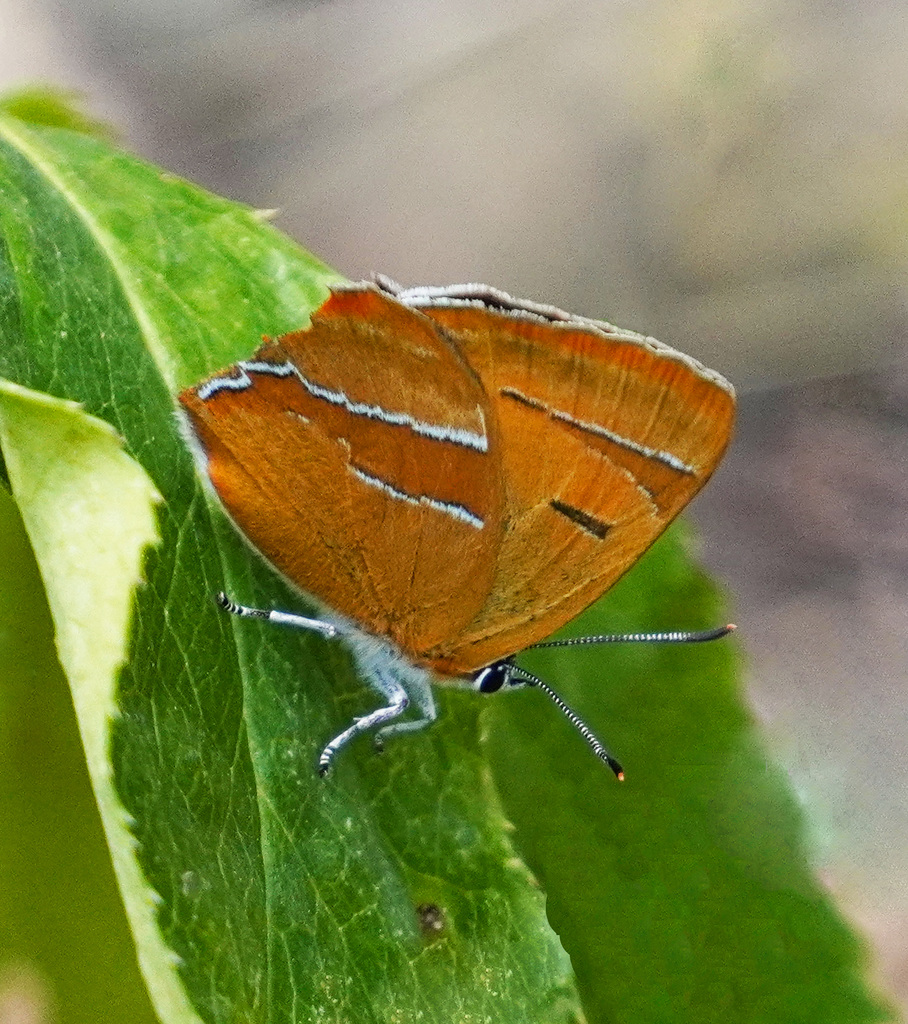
[2,0,906,1011]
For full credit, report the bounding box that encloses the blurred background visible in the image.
[1,0,906,1014]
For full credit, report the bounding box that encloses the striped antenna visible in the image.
[527,624,735,651]
[508,664,625,780]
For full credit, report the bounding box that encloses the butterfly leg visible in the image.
[218,593,434,772]
[216,592,338,639]
[318,674,410,776]
[373,671,437,748]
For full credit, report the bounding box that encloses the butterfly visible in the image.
[179,277,735,777]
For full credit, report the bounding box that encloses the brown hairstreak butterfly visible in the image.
[179,277,735,778]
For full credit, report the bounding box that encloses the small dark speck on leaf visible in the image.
[417,903,446,938]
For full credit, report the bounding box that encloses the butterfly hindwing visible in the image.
[179,287,504,656]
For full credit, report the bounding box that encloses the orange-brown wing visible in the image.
[179,285,504,658]
[402,288,735,674]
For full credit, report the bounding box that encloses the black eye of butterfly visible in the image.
[473,662,511,694]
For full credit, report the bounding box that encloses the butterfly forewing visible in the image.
[179,288,504,655]
[407,298,735,674]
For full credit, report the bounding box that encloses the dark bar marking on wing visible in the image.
[549,499,611,540]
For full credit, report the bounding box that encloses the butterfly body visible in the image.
[179,278,735,771]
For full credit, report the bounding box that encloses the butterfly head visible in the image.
[472,660,516,694]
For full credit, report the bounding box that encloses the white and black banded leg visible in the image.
[216,592,339,639]
[372,670,437,749]
[318,678,410,776]
[217,592,418,774]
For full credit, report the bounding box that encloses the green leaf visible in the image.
[0,117,577,1023]
[0,464,158,1024]
[489,527,895,1023]
[0,85,118,141]
[0,111,894,1024]
[0,381,190,1021]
